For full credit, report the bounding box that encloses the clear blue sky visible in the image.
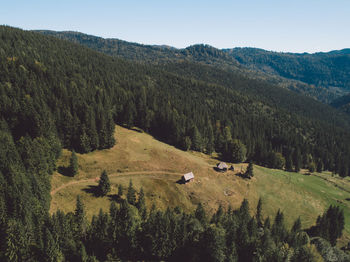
[1,0,349,53]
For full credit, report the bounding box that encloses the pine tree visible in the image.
[256,197,263,228]
[69,150,78,177]
[316,159,323,173]
[118,184,123,197]
[74,195,86,238]
[200,224,226,262]
[285,154,293,172]
[191,126,203,152]
[293,148,302,173]
[137,187,147,220]
[98,170,111,196]
[127,180,136,205]
[245,161,254,178]
[43,228,64,262]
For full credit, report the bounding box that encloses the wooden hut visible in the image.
[182,172,194,183]
[217,162,228,172]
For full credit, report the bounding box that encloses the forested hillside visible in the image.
[1,26,350,260]
[331,93,350,115]
[37,30,338,102]
[225,47,350,94]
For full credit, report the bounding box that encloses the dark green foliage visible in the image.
[222,139,247,163]
[309,205,345,246]
[311,237,350,262]
[181,136,192,151]
[200,224,226,262]
[98,170,111,196]
[256,198,263,228]
[285,154,293,172]
[136,187,146,220]
[245,161,254,178]
[74,196,86,239]
[293,148,302,173]
[127,180,136,205]
[317,159,323,173]
[226,47,350,101]
[117,184,123,197]
[267,152,285,169]
[69,150,79,177]
[1,26,350,261]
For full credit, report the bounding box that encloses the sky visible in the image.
[1,0,349,53]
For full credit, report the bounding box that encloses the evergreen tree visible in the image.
[182,136,192,151]
[293,148,302,173]
[127,180,136,205]
[225,139,247,163]
[339,160,348,178]
[200,224,226,262]
[98,170,111,196]
[69,150,78,177]
[4,220,29,262]
[136,187,147,220]
[118,184,123,197]
[191,126,203,152]
[245,161,254,178]
[316,159,323,173]
[285,154,293,172]
[271,209,287,242]
[256,197,263,228]
[43,228,64,262]
[74,195,86,239]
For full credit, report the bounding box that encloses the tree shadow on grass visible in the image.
[176,179,185,185]
[107,194,123,203]
[82,185,100,197]
[58,166,72,177]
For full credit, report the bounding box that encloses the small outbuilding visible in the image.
[217,162,228,172]
[229,165,234,171]
[182,172,194,183]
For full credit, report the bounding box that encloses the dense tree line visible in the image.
[1,191,347,261]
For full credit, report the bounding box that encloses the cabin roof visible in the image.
[217,162,228,169]
[183,172,194,181]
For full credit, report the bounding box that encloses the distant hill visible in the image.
[224,47,350,94]
[37,30,340,103]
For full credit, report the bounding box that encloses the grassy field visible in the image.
[50,125,350,244]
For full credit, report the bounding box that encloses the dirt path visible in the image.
[51,170,183,196]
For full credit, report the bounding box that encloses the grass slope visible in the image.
[50,125,350,244]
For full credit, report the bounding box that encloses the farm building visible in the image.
[182,172,194,183]
[217,162,228,172]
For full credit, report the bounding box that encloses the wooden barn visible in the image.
[217,162,228,172]
[182,172,194,183]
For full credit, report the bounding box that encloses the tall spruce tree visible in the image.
[245,161,254,178]
[98,170,111,196]
[127,180,136,205]
[136,187,146,220]
[256,197,263,228]
[69,150,78,177]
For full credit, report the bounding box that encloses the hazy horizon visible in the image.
[2,0,349,53]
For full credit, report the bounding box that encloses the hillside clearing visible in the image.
[50,125,350,244]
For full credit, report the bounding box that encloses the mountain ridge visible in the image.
[36,29,347,103]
